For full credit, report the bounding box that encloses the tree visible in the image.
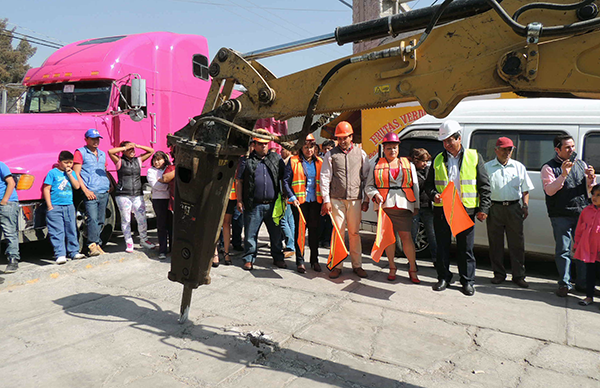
[0,18,37,98]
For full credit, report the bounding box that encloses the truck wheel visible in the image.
[75,195,117,252]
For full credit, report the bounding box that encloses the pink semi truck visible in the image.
[0,32,213,245]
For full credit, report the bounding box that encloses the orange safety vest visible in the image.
[289,155,323,204]
[229,184,236,201]
[373,157,416,202]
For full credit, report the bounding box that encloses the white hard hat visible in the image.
[438,120,462,141]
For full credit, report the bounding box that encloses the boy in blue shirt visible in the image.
[43,151,85,264]
[0,161,20,273]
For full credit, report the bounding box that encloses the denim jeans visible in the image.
[231,207,244,248]
[280,204,295,251]
[0,201,20,261]
[84,191,109,245]
[46,204,79,258]
[550,216,586,289]
[242,203,284,264]
[412,207,437,262]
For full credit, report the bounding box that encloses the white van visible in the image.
[364,98,600,257]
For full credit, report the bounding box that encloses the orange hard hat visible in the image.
[253,128,271,144]
[335,121,353,137]
[306,133,316,141]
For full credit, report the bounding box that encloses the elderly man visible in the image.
[236,129,287,271]
[320,121,370,279]
[484,137,534,288]
[542,134,596,297]
[425,120,491,296]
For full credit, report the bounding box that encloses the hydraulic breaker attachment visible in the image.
[167,101,251,323]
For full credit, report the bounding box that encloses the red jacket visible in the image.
[574,204,600,263]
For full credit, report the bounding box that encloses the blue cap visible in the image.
[85,128,103,139]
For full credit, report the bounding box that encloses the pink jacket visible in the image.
[574,204,600,263]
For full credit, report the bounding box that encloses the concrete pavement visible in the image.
[1,228,599,388]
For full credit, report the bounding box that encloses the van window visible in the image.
[398,138,444,161]
[193,54,209,81]
[470,130,565,170]
[583,132,600,168]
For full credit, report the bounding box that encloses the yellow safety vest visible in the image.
[433,149,479,208]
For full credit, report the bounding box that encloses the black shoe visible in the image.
[462,284,475,296]
[4,259,18,274]
[491,275,506,284]
[433,279,448,291]
[297,265,306,274]
[556,286,569,297]
[274,260,287,269]
[312,263,322,272]
[512,278,529,288]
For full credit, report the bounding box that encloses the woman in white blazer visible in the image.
[365,132,420,283]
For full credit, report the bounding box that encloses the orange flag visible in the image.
[296,205,306,257]
[326,212,349,270]
[440,182,475,236]
[370,206,396,263]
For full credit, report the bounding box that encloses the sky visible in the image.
[2,0,430,77]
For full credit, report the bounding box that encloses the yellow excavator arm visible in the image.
[167,0,600,322]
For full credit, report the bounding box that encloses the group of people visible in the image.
[224,119,599,304]
[1,128,176,273]
[1,121,599,306]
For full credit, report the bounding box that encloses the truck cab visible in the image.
[1,32,211,244]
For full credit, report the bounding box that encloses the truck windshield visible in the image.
[24,81,112,113]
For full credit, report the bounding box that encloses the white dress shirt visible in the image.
[484,158,534,201]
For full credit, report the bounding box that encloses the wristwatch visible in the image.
[522,204,529,208]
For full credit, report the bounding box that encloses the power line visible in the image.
[0,32,62,49]
[5,29,63,48]
[5,22,67,45]
[234,0,348,56]
[173,0,349,12]
[337,0,353,9]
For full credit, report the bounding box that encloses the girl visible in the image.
[574,183,600,306]
[108,141,155,253]
[147,151,172,260]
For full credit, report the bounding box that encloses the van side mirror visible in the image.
[131,79,146,107]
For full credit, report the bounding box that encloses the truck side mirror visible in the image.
[131,78,146,107]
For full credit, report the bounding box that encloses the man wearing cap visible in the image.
[73,128,111,256]
[236,129,287,270]
[425,120,491,296]
[484,137,534,288]
[320,121,371,279]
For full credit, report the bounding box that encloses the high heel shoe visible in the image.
[409,269,420,284]
[212,254,220,268]
[387,268,397,281]
[224,252,232,266]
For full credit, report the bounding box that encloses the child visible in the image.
[574,183,600,306]
[147,151,172,260]
[108,141,155,253]
[43,151,85,264]
[0,160,20,273]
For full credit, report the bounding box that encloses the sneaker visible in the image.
[126,243,134,253]
[5,259,18,273]
[55,256,67,265]
[71,253,86,260]
[158,253,167,260]
[88,243,101,257]
[140,239,157,250]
